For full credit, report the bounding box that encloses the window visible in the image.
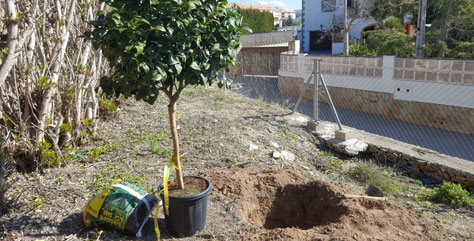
[322,0,336,12]
[348,0,356,8]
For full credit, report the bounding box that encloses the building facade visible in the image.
[301,0,376,54]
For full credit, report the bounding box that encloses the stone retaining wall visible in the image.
[314,131,474,192]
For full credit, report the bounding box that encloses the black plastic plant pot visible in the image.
[159,176,212,237]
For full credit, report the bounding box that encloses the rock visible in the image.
[368,144,378,153]
[280,150,296,162]
[330,139,368,156]
[300,165,309,171]
[272,151,282,159]
[249,142,258,151]
[365,184,384,197]
[286,113,309,126]
[451,174,467,183]
[398,159,408,167]
[421,178,439,185]
[419,165,438,173]
[407,159,419,168]
[270,142,279,148]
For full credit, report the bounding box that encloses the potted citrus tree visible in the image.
[87,0,245,237]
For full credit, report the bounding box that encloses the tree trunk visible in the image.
[36,0,77,142]
[168,99,185,189]
[0,0,19,87]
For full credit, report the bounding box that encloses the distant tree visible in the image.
[370,0,417,23]
[236,8,274,33]
[427,0,474,43]
[282,16,299,27]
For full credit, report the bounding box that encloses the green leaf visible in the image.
[211,43,221,52]
[190,62,200,71]
[168,54,179,65]
[136,45,144,55]
[153,25,166,32]
[175,63,183,75]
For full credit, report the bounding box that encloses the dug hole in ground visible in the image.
[204,169,452,241]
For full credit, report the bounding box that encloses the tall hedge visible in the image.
[236,8,274,33]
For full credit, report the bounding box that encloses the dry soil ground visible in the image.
[1,86,473,240]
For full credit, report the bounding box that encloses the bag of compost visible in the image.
[83,180,157,237]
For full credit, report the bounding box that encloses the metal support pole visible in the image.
[313,59,321,122]
[343,0,349,56]
[416,0,427,58]
[320,75,343,130]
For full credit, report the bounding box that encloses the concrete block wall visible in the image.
[306,55,384,78]
[278,52,474,135]
[395,58,474,85]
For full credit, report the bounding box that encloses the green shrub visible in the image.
[99,98,120,119]
[425,182,474,206]
[366,30,416,57]
[350,164,400,193]
[349,42,376,56]
[37,141,60,168]
[382,17,403,29]
[423,40,449,57]
[448,42,474,59]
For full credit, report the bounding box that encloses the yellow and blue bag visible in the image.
[83,180,157,237]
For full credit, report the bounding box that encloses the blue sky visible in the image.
[228,0,302,10]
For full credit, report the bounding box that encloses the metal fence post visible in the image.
[313,59,321,123]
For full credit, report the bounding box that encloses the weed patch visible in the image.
[37,141,60,168]
[350,164,400,194]
[88,144,116,160]
[148,141,172,157]
[424,182,474,206]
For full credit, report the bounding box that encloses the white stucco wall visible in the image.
[332,43,344,55]
[303,0,376,52]
[349,18,377,39]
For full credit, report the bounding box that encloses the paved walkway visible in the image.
[232,76,474,162]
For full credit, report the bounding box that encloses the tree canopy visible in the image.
[87,0,245,105]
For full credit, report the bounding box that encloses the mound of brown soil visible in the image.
[204,169,452,241]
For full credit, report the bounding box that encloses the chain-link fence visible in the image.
[229,50,474,162]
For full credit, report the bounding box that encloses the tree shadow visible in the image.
[55,212,172,240]
[0,214,60,239]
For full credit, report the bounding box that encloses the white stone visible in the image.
[249,142,259,151]
[270,142,279,148]
[281,150,296,162]
[338,139,368,156]
[286,113,309,126]
[272,151,282,159]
